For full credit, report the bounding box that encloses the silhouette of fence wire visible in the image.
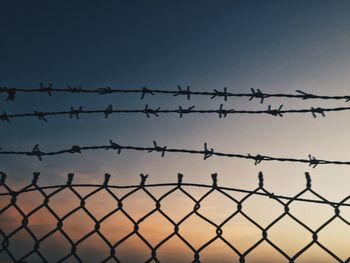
[0,140,349,167]
[2,85,349,263]
[3,104,350,122]
[2,84,350,103]
[0,172,350,263]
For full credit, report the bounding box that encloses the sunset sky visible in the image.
[1,1,350,262]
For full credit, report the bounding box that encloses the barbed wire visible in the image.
[0,140,348,167]
[2,104,350,122]
[2,83,350,103]
[0,172,349,262]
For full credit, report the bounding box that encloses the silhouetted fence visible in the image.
[4,104,350,122]
[2,84,349,262]
[2,84,350,103]
[0,141,349,167]
[1,172,349,262]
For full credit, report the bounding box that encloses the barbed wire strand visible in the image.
[2,84,350,103]
[1,172,349,262]
[1,104,350,123]
[0,140,348,167]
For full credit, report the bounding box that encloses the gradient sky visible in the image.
[1,1,350,262]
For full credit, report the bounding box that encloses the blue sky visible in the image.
[1,0,350,186]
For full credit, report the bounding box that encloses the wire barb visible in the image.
[40,83,53,96]
[107,140,122,154]
[174,85,191,100]
[34,111,48,122]
[27,144,43,161]
[249,88,266,103]
[177,105,195,118]
[203,143,214,160]
[0,111,10,122]
[143,104,160,118]
[311,107,326,118]
[150,141,167,157]
[141,87,155,99]
[217,104,233,118]
[98,86,112,95]
[67,85,82,93]
[3,87,17,101]
[69,145,82,154]
[104,104,113,118]
[69,106,83,119]
[267,105,283,117]
[308,154,320,168]
[295,90,317,100]
[248,154,265,165]
[211,87,229,101]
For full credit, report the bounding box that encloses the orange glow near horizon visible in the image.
[1,183,349,263]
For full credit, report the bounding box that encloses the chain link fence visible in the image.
[1,172,349,263]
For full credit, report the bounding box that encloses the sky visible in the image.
[1,0,350,262]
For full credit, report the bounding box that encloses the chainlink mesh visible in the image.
[0,172,349,263]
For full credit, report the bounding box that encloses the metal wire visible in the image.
[2,85,349,262]
[0,172,349,263]
[0,140,347,167]
[2,84,350,103]
[2,104,350,122]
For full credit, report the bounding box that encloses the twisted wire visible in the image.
[0,140,348,167]
[1,104,350,122]
[1,84,350,103]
